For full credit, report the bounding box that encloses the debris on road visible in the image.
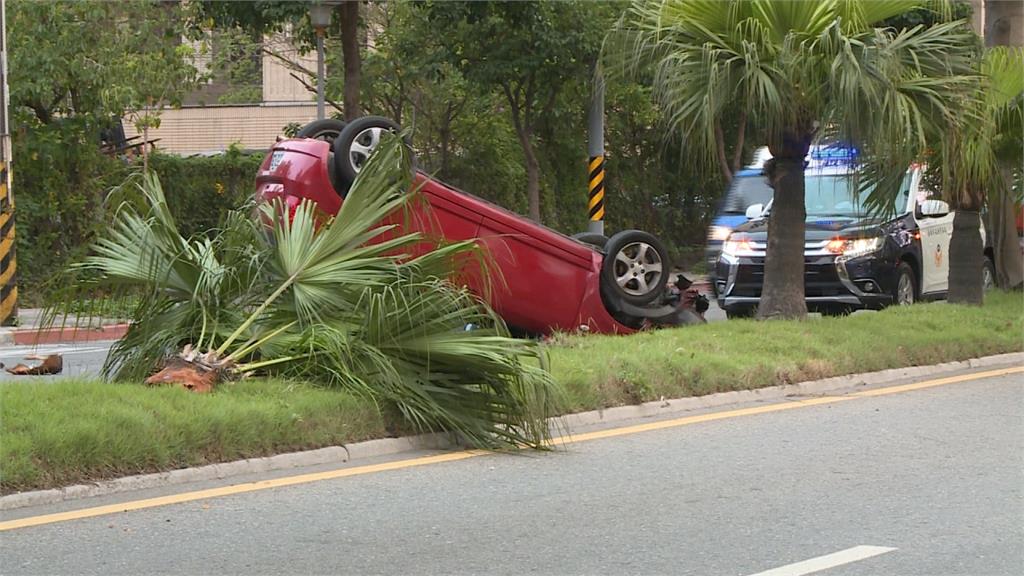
[3,354,64,375]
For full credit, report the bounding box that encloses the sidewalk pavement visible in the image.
[0,309,129,346]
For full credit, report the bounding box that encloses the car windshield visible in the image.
[722,175,773,213]
[760,173,912,218]
[804,174,911,217]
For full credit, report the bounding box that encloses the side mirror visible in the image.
[745,203,764,220]
[917,199,950,219]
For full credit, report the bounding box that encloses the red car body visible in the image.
[255,138,633,335]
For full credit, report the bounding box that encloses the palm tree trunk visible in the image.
[757,158,807,319]
[985,0,1023,289]
[948,210,984,304]
[992,168,1023,289]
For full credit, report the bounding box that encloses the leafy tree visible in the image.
[193,0,364,119]
[607,0,978,319]
[420,1,608,223]
[929,47,1022,303]
[7,0,199,302]
[9,0,198,127]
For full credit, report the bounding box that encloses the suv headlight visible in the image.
[830,236,884,258]
[707,225,732,242]
[722,238,757,257]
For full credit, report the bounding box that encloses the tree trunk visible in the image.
[985,0,1023,289]
[757,157,808,319]
[992,167,1023,289]
[985,0,1023,46]
[948,210,985,304]
[339,1,361,121]
[520,130,541,223]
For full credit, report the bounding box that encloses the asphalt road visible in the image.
[0,341,113,381]
[3,367,1021,575]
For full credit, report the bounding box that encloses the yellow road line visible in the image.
[2,365,1020,532]
[0,451,486,532]
[850,367,1022,397]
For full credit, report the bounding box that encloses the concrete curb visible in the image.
[2,351,1021,511]
[0,433,456,511]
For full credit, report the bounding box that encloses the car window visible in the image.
[803,173,914,217]
[722,175,773,213]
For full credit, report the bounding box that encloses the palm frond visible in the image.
[76,134,563,449]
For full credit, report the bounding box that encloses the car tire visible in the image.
[601,230,670,307]
[892,262,916,306]
[982,257,996,292]
[295,119,347,142]
[571,232,608,251]
[334,115,403,185]
[725,307,755,320]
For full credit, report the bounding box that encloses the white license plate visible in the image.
[269,151,285,172]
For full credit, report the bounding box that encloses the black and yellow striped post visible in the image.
[0,161,14,326]
[587,69,605,235]
[1,0,14,326]
[588,155,605,224]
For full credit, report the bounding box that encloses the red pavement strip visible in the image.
[11,324,130,346]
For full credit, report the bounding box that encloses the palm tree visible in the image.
[605,0,978,319]
[75,136,562,449]
[940,46,1023,303]
[984,0,1024,290]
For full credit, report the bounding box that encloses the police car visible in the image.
[713,147,994,318]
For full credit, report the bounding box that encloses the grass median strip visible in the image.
[3,292,1022,493]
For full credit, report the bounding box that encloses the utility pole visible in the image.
[0,0,16,326]
[587,69,605,236]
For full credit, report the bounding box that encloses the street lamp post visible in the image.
[309,3,333,121]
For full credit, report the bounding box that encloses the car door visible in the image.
[914,189,954,295]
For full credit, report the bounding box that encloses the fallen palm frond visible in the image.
[74,135,561,449]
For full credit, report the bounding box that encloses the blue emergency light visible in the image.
[809,145,858,167]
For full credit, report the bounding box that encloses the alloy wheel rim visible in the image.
[897,273,914,305]
[348,127,385,173]
[613,241,663,296]
[982,265,995,292]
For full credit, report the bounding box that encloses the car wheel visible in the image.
[725,307,755,320]
[334,115,402,185]
[893,262,916,306]
[295,119,347,142]
[982,257,996,292]
[601,230,670,307]
[571,232,608,251]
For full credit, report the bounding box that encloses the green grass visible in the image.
[2,292,1021,493]
[1,379,390,493]
[548,291,1024,412]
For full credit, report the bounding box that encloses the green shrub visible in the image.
[13,129,264,306]
[12,120,130,306]
[147,148,265,239]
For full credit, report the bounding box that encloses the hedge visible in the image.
[13,132,265,306]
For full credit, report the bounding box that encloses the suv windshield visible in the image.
[805,174,911,217]
[760,173,913,218]
[722,175,773,213]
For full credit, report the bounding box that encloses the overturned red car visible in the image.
[255,116,706,336]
